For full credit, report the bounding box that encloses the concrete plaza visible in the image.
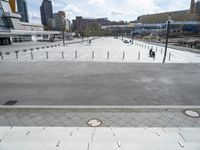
[0,62,200,106]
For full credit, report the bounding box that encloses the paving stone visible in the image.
[51,112,65,118]
[152,118,171,126]
[87,113,101,118]
[0,119,9,126]
[137,122,149,127]
[100,113,113,118]
[127,119,141,127]
[65,112,77,118]
[31,116,44,122]
[0,116,6,120]
[168,117,185,126]
[100,118,114,127]
[0,108,200,127]
[49,119,63,127]
[7,118,21,126]
[42,115,55,122]
[22,119,36,126]
[76,113,88,117]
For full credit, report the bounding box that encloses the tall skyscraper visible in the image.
[16,0,29,22]
[40,0,53,27]
[8,0,29,22]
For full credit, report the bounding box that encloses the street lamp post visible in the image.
[163,14,171,63]
[131,28,134,45]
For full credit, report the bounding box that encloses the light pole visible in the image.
[62,16,65,46]
[131,28,134,45]
[163,14,171,63]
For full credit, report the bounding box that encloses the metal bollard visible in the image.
[0,52,3,60]
[31,52,33,60]
[169,52,171,61]
[75,50,77,59]
[122,51,125,60]
[107,51,109,60]
[46,51,48,59]
[92,51,94,59]
[15,51,19,60]
[138,52,140,60]
[62,51,64,59]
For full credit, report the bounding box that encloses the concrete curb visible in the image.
[1,105,200,109]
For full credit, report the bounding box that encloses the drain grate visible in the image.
[3,100,18,105]
[184,110,200,118]
[87,119,102,127]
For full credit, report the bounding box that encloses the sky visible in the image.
[27,0,192,23]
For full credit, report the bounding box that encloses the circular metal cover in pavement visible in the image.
[87,119,102,127]
[184,110,200,118]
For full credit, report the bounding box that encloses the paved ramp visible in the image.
[0,127,200,150]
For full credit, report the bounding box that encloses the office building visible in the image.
[72,16,110,32]
[50,11,70,31]
[40,0,53,28]
[16,0,29,22]
[134,0,200,36]
[8,0,29,22]
[52,11,65,31]
[137,0,200,24]
[0,0,59,45]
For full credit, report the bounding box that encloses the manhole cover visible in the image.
[87,119,102,127]
[184,110,200,118]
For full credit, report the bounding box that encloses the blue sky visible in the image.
[27,0,191,23]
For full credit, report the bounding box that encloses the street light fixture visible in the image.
[162,14,171,63]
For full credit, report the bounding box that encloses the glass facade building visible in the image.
[0,1,9,28]
[16,0,29,22]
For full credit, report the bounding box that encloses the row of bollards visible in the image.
[0,38,99,61]
[0,50,173,61]
[0,39,173,62]
[133,41,174,62]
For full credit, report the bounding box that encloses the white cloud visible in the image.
[125,0,161,15]
[64,4,82,13]
[29,12,41,23]
[110,10,123,16]
[88,0,105,5]
[63,4,89,20]
[28,0,191,22]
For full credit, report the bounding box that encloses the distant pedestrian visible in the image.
[149,48,153,57]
